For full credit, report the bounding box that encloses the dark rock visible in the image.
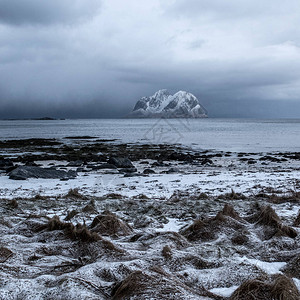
[124,173,143,177]
[239,158,249,162]
[259,156,282,163]
[67,160,83,167]
[94,163,118,170]
[67,170,77,178]
[152,161,165,167]
[119,168,137,174]
[143,168,156,174]
[5,165,17,174]
[0,158,14,170]
[8,166,77,180]
[166,167,180,174]
[108,157,134,168]
[64,136,98,139]
[25,161,40,167]
[201,158,213,165]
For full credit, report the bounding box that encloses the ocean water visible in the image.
[0,118,300,152]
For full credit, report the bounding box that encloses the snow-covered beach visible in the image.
[0,131,300,299]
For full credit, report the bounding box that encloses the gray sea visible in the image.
[0,118,300,152]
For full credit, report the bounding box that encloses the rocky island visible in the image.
[128,89,207,118]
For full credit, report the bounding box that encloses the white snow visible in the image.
[236,256,286,275]
[209,285,239,297]
[156,218,184,232]
[1,166,299,200]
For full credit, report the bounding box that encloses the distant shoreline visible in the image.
[1,117,65,121]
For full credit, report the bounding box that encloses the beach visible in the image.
[0,129,300,299]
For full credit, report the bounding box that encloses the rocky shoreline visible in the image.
[1,137,300,179]
[0,138,300,299]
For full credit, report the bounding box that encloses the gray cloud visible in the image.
[0,0,300,119]
[0,0,101,25]
[167,0,299,20]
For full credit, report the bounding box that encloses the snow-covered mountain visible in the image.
[128,89,207,118]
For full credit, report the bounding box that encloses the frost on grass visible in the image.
[0,190,299,299]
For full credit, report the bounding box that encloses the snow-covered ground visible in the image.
[1,141,300,299]
[1,158,300,200]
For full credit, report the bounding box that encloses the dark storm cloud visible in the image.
[0,0,300,118]
[0,0,100,25]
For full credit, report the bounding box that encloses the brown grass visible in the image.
[221,204,240,219]
[282,254,300,279]
[256,205,282,227]
[9,199,18,209]
[64,210,79,221]
[0,246,13,263]
[218,189,246,200]
[248,205,297,239]
[65,188,85,199]
[112,269,223,300]
[90,211,132,236]
[112,271,149,299]
[230,274,300,300]
[276,225,298,239]
[104,193,123,199]
[293,209,300,226]
[180,204,244,242]
[180,219,215,242]
[48,216,100,242]
[162,245,172,259]
[257,191,300,204]
[231,231,249,245]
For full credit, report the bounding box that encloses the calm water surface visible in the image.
[0,118,299,152]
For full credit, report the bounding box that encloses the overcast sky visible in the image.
[0,0,300,118]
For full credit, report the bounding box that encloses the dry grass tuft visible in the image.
[112,271,149,299]
[248,205,297,239]
[293,209,300,226]
[271,274,300,300]
[90,211,132,236]
[276,225,298,239]
[65,188,85,199]
[101,239,124,253]
[64,210,79,221]
[218,189,246,200]
[256,205,282,227]
[0,246,13,263]
[180,205,245,242]
[282,254,300,279]
[259,190,300,204]
[9,199,18,209]
[230,274,300,300]
[162,245,172,259]
[231,231,249,245]
[222,204,240,219]
[104,193,123,199]
[34,194,48,200]
[180,219,215,242]
[47,216,100,242]
[112,269,220,300]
